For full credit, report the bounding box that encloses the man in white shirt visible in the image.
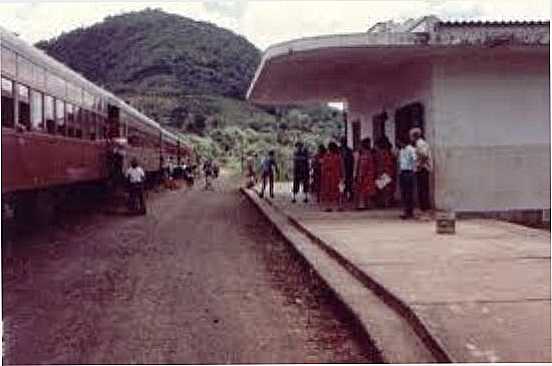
[126,158,146,215]
[398,138,417,219]
[168,157,176,179]
[409,127,432,214]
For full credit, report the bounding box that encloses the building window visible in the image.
[18,84,30,131]
[44,95,55,134]
[30,89,44,131]
[1,77,14,127]
[55,99,66,135]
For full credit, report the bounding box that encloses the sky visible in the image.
[0,0,549,50]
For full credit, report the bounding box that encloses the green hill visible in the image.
[36,8,343,177]
[36,8,259,99]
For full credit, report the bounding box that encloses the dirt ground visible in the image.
[2,175,381,364]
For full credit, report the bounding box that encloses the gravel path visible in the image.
[2,176,380,364]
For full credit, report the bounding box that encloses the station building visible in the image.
[247,16,550,217]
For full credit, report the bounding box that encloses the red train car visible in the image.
[1,26,191,221]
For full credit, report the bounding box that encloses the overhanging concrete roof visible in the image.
[247,18,549,106]
[246,31,432,105]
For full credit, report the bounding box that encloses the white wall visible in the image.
[432,51,550,212]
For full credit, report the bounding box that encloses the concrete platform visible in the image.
[249,182,551,363]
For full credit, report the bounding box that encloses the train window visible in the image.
[67,83,82,105]
[119,121,127,138]
[96,116,103,140]
[99,116,107,140]
[1,46,16,76]
[17,84,31,131]
[127,126,139,146]
[33,65,46,89]
[55,99,66,136]
[79,108,90,140]
[65,103,76,137]
[74,105,82,138]
[1,77,14,127]
[89,113,97,141]
[84,91,94,109]
[94,96,101,112]
[46,72,66,99]
[30,89,44,131]
[44,95,55,134]
[17,56,34,85]
[66,103,75,137]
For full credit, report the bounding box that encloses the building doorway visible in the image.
[394,102,424,143]
[395,101,433,209]
[372,110,388,144]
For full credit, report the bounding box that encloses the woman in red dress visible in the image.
[354,138,376,210]
[319,141,342,211]
[375,137,397,208]
[311,144,327,203]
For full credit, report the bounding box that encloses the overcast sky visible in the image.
[0,1,549,50]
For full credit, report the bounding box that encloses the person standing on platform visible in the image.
[340,136,355,202]
[410,127,433,218]
[126,158,146,215]
[311,144,327,203]
[292,142,310,203]
[374,136,397,208]
[259,150,279,199]
[353,138,376,210]
[397,138,417,219]
[320,142,343,212]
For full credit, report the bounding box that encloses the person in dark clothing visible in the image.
[203,159,215,190]
[311,144,326,203]
[292,142,310,203]
[340,136,354,201]
[259,150,279,199]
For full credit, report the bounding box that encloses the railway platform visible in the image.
[243,181,551,363]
